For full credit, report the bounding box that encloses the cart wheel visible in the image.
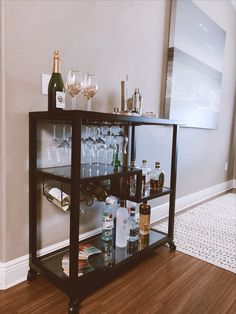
[169,241,176,251]
[68,298,79,314]
[27,268,38,281]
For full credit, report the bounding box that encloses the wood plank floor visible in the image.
[0,246,235,314]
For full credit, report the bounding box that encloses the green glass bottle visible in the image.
[113,144,121,172]
[48,50,65,111]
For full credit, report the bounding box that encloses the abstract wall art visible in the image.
[164,0,226,129]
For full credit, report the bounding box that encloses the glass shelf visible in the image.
[130,187,172,203]
[36,164,142,183]
[38,229,169,283]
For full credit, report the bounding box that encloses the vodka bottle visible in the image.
[128,207,139,243]
[150,162,165,192]
[141,160,151,196]
[139,201,151,237]
[115,200,129,247]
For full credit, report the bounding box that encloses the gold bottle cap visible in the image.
[53,50,61,59]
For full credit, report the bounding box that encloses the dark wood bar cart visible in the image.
[28,110,180,313]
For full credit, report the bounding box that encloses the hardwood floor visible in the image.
[0,246,235,314]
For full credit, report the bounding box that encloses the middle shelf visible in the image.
[36,165,171,202]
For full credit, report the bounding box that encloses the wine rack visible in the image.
[28,110,181,313]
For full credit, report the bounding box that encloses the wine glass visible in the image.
[82,72,98,111]
[66,69,83,110]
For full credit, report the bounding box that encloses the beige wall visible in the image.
[0,0,235,262]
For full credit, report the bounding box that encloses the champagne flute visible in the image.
[82,72,98,111]
[66,69,83,109]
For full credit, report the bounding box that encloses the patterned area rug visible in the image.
[154,193,236,273]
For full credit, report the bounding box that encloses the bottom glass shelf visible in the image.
[38,229,168,281]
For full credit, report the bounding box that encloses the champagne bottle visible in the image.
[48,50,65,111]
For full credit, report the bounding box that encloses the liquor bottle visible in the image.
[44,185,70,211]
[48,50,65,111]
[130,160,139,196]
[150,162,165,192]
[128,206,139,243]
[139,201,151,237]
[115,200,129,248]
[44,185,85,215]
[141,160,151,196]
[80,183,108,202]
[101,201,114,242]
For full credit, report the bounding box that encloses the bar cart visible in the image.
[28,110,180,313]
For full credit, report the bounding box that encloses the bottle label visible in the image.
[102,214,113,229]
[56,91,65,109]
[49,187,69,202]
[139,213,150,235]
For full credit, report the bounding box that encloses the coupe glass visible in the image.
[66,69,83,109]
[82,72,98,111]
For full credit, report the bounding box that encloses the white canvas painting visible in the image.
[165,0,226,129]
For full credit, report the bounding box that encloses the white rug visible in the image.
[154,193,236,273]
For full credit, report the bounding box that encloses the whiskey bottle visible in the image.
[48,50,65,111]
[141,160,151,196]
[139,201,151,237]
[150,162,165,192]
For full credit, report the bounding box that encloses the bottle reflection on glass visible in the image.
[101,240,113,268]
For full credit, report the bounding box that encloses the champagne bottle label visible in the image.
[56,91,66,109]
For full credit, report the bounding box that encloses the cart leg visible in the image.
[68,298,79,314]
[27,268,38,281]
[169,241,176,251]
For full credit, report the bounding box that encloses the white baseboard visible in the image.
[151,180,233,224]
[0,180,233,290]
[233,179,236,188]
[0,227,101,290]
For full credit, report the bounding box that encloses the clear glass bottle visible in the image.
[128,206,139,243]
[43,185,70,211]
[115,200,128,248]
[141,160,151,196]
[130,160,139,197]
[101,201,114,242]
[150,161,165,192]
